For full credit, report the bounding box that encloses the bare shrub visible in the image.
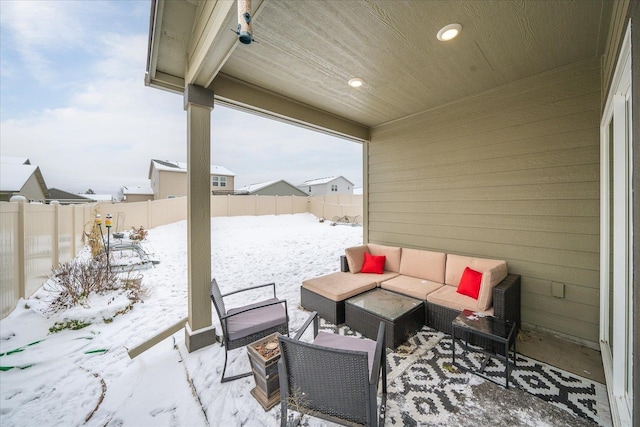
[46,257,119,313]
[120,269,148,302]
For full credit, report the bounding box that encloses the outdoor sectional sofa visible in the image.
[301,243,521,335]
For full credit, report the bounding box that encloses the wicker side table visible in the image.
[451,310,516,388]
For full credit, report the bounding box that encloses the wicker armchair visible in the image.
[210,279,289,383]
[277,311,387,426]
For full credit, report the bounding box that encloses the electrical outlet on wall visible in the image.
[551,282,565,298]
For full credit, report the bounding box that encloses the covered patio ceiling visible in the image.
[146,0,611,140]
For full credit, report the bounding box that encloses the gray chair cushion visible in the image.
[226,298,287,341]
[313,331,377,373]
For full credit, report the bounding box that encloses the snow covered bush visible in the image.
[128,226,148,241]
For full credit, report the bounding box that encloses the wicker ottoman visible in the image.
[345,288,424,349]
[300,272,379,324]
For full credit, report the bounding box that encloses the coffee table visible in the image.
[345,288,424,348]
[451,309,516,388]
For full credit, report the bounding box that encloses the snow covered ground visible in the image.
[1,213,362,427]
[1,213,606,427]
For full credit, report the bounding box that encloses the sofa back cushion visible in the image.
[345,245,369,273]
[368,243,402,273]
[445,254,508,311]
[399,248,446,283]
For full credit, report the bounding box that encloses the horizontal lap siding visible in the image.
[368,58,601,343]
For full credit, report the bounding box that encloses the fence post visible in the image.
[52,201,60,268]
[147,200,152,229]
[71,205,77,257]
[323,195,327,219]
[12,197,26,299]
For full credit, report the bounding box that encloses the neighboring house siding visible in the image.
[211,175,234,194]
[150,162,235,198]
[150,167,161,197]
[159,170,187,199]
[20,174,47,202]
[368,58,601,343]
[328,177,353,194]
[126,194,153,203]
[303,177,354,196]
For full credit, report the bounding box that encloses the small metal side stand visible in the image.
[451,310,516,388]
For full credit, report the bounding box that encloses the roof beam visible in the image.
[212,73,369,142]
[186,0,266,87]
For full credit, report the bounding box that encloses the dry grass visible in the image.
[82,210,106,258]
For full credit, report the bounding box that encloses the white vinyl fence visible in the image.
[0,194,361,318]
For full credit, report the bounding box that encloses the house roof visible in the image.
[149,159,235,178]
[237,179,305,195]
[237,179,280,193]
[122,186,154,195]
[48,188,94,201]
[0,163,45,192]
[146,1,611,139]
[300,176,354,186]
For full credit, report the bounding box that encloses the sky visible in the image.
[0,0,363,196]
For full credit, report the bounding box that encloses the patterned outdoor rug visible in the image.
[317,320,611,426]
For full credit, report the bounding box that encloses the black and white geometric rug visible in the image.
[317,321,611,426]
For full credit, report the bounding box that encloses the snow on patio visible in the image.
[0,213,362,426]
[0,213,606,426]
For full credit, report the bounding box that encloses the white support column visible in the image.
[184,84,217,352]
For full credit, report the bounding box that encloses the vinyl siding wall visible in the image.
[21,174,47,203]
[159,170,187,199]
[368,58,601,343]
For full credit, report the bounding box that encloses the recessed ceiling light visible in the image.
[348,78,364,88]
[437,23,462,41]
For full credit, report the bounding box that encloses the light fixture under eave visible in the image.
[437,23,462,41]
[348,78,364,88]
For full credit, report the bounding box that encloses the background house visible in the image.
[148,159,235,199]
[0,157,48,202]
[237,179,308,196]
[298,176,354,196]
[47,188,95,204]
[121,185,154,203]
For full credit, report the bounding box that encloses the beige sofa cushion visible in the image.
[399,248,446,282]
[345,244,402,274]
[380,275,444,300]
[426,285,494,316]
[368,243,402,273]
[345,245,369,273]
[302,271,399,301]
[445,254,508,311]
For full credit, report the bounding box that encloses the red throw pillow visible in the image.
[360,253,386,274]
[456,267,483,299]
